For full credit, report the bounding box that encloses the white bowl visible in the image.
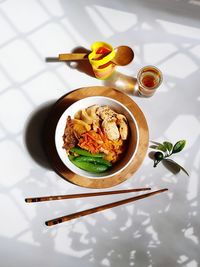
[55,96,139,179]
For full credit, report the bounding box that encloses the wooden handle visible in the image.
[58,53,88,61]
[45,188,168,226]
[25,188,151,203]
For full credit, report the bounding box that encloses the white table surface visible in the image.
[0,0,199,266]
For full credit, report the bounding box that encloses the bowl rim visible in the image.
[55,96,139,179]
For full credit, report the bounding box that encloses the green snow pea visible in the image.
[69,157,108,173]
[70,147,104,158]
[74,156,112,167]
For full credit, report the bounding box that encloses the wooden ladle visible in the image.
[58,46,134,66]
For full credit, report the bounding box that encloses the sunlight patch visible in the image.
[86,6,113,37]
[187,171,198,201]
[165,115,200,148]
[144,43,177,65]
[157,19,200,40]
[184,227,199,245]
[95,5,137,32]
[159,53,198,79]
[190,45,200,59]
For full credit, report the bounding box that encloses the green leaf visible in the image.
[172,140,186,154]
[163,141,173,153]
[164,159,189,176]
[157,144,167,152]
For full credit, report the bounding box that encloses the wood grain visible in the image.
[59,53,88,61]
[45,188,168,226]
[25,187,151,203]
[43,86,149,188]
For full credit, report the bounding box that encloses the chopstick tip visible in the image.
[162,188,168,192]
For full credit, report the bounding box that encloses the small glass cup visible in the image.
[137,65,163,97]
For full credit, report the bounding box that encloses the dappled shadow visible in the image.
[0,0,199,266]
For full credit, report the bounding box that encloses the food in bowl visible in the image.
[62,105,129,173]
[55,96,139,179]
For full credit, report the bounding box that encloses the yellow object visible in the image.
[88,41,116,79]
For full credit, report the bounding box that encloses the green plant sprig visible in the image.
[150,140,189,176]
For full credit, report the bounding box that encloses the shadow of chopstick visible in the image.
[45,46,94,77]
[45,57,59,62]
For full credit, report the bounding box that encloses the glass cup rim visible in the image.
[137,65,163,90]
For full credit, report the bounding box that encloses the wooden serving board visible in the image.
[44,86,149,188]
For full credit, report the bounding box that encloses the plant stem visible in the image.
[164,152,173,158]
[154,160,160,167]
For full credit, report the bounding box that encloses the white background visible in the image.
[0,0,199,266]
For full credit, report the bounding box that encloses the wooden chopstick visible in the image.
[58,53,88,61]
[25,188,151,203]
[45,188,168,226]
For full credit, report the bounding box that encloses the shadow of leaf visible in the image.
[162,159,181,174]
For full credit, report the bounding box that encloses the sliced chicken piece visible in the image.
[116,114,128,140]
[102,119,120,141]
[96,106,117,121]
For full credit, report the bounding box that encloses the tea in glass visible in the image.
[137,66,163,97]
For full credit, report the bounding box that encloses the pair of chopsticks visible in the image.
[25,187,168,226]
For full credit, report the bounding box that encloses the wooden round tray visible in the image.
[44,86,149,188]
